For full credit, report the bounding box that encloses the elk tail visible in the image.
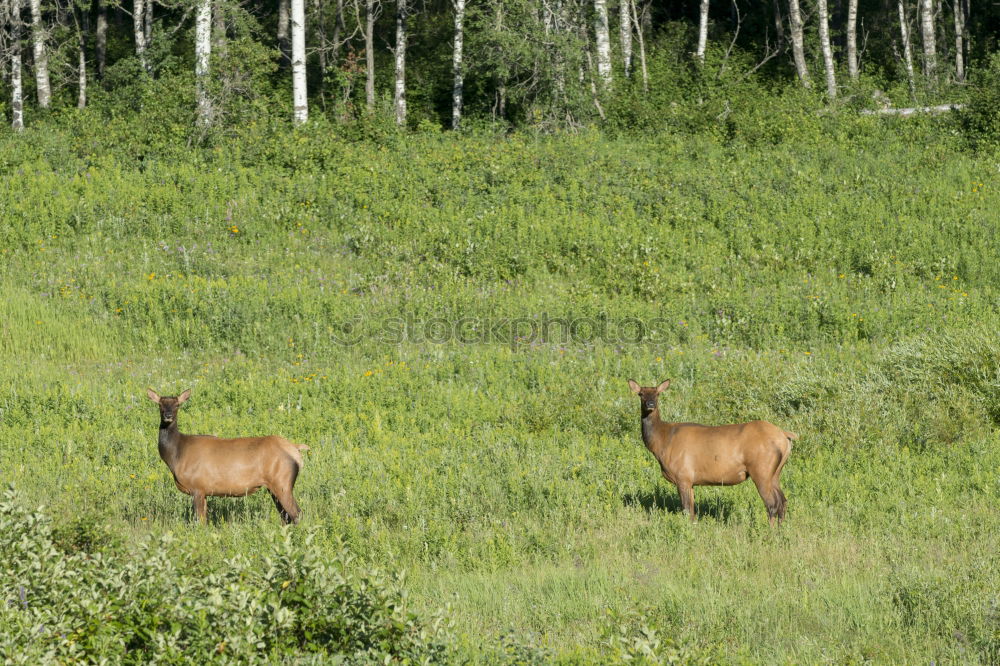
[783,430,798,443]
[283,441,310,468]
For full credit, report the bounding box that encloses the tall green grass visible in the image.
[1,121,999,662]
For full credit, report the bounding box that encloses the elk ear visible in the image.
[146,388,161,403]
[627,379,641,395]
[177,389,192,405]
[655,379,671,394]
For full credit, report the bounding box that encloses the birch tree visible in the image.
[817,0,836,98]
[71,0,87,107]
[493,0,506,118]
[629,0,647,92]
[144,0,152,46]
[952,0,966,82]
[919,0,935,82]
[593,0,611,86]
[29,0,50,108]
[195,0,212,125]
[393,0,407,125]
[278,0,290,67]
[364,0,376,109]
[451,0,464,129]
[95,0,106,78]
[9,0,25,129]
[846,0,858,80]
[788,0,810,88]
[619,0,631,77]
[77,29,87,107]
[695,0,708,63]
[291,0,307,123]
[133,0,148,71]
[898,0,916,98]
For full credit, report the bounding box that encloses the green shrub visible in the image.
[960,52,1000,151]
[600,608,724,664]
[0,489,452,664]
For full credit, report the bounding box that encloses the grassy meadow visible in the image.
[1,117,999,662]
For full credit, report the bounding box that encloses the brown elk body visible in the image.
[627,380,796,525]
[146,389,309,524]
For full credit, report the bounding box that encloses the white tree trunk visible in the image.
[860,103,962,116]
[291,0,307,123]
[788,0,810,88]
[365,0,375,109]
[278,0,291,67]
[695,0,709,62]
[919,0,936,81]
[133,0,148,71]
[593,0,612,86]
[95,0,107,79]
[29,0,50,108]
[817,0,836,98]
[846,0,858,80]
[451,0,464,130]
[898,0,916,98]
[195,0,212,126]
[11,0,24,130]
[629,0,647,92]
[619,0,632,77]
[393,0,407,125]
[315,0,327,93]
[144,0,152,46]
[494,0,506,118]
[952,0,965,82]
[77,23,87,108]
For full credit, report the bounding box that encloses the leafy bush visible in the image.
[600,608,724,664]
[960,52,1000,151]
[0,489,451,664]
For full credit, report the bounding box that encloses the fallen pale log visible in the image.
[860,104,964,117]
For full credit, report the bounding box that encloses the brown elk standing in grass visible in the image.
[146,389,309,524]
[627,380,796,525]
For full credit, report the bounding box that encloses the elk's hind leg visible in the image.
[268,455,302,525]
[268,489,301,524]
[752,477,783,526]
[751,445,789,526]
[775,487,788,523]
[773,448,790,523]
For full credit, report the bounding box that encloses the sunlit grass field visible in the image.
[2,123,999,662]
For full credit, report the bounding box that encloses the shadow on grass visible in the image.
[197,494,275,526]
[622,486,736,522]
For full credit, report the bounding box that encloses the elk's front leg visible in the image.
[191,491,208,523]
[676,483,696,521]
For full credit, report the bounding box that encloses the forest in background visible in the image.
[0,0,999,135]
